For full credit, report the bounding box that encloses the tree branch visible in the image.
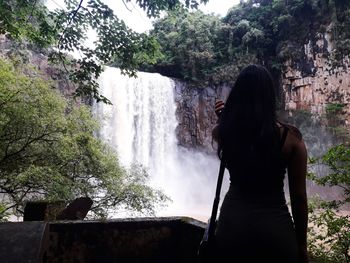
[26,0,38,23]
[122,0,132,12]
[58,0,84,49]
[2,203,17,213]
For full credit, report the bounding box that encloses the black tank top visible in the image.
[226,125,289,205]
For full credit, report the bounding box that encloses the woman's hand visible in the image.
[215,99,225,117]
[212,99,224,143]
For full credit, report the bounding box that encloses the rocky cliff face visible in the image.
[0,35,82,101]
[176,29,349,151]
[282,28,350,125]
[174,81,230,153]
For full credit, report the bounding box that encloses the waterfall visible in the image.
[95,67,228,220]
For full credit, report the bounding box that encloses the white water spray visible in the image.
[95,67,228,221]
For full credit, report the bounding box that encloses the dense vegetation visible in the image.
[147,0,350,87]
[308,144,350,263]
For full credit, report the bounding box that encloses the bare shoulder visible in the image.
[283,123,303,141]
[278,122,306,160]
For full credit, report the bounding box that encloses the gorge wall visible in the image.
[174,82,230,153]
[0,35,86,103]
[175,30,349,151]
[282,28,350,125]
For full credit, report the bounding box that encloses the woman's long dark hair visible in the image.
[218,64,280,171]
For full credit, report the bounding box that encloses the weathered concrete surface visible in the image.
[0,217,205,263]
[0,221,49,263]
[48,216,205,263]
[23,201,67,221]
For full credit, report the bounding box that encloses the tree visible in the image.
[308,144,350,263]
[0,58,169,220]
[149,7,223,84]
[0,0,208,103]
[149,6,263,86]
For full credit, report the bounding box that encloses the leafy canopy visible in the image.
[0,0,208,103]
[308,144,350,263]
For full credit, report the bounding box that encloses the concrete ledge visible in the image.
[48,216,205,263]
[0,221,48,263]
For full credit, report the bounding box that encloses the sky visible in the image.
[47,0,241,33]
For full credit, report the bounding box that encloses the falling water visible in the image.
[94,67,228,221]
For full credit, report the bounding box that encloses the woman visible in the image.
[213,65,308,263]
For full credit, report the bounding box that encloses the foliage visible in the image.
[149,8,222,84]
[308,199,350,263]
[324,103,349,141]
[149,0,350,86]
[325,103,346,115]
[0,0,57,48]
[0,58,169,219]
[0,202,10,221]
[148,7,257,86]
[2,0,349,92]
[312,145,350,199]
[0,0,208,103]
[127,0,208,17]
[307,144,350,263]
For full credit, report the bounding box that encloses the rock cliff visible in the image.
[176,27,349,151]
[282,28,350,125]
[174,81,230,153]
[0,35,85,102]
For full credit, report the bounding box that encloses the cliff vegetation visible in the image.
[147,0,350,87]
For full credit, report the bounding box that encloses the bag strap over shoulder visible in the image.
[207,159,226,243]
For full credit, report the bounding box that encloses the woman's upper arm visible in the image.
[287,137,308,198]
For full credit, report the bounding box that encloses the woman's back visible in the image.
[225,123,290,204]
[213,64,308,263]
[215,123,301,263]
